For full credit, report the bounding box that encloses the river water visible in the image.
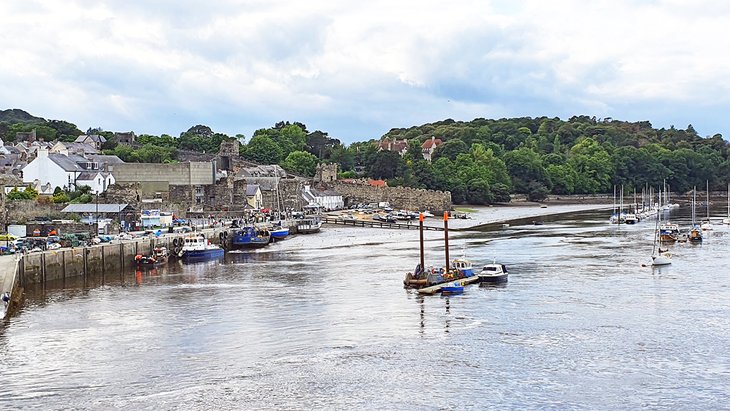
[1,207,730,409]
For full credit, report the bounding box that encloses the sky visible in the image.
[2,0,730,143]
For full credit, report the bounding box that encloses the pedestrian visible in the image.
[2,291,10,307]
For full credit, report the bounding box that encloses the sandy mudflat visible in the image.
[429,203,613,230]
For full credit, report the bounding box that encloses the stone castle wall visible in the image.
[333,182,452,212]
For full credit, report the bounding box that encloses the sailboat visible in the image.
[651,213,671,266]
[723,183,730,225]
[687,187,703,243]
[701,181,713,231]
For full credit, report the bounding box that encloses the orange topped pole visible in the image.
[419,213,424,272]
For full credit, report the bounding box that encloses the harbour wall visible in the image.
[16,227,230,287]
[332,182,452,212]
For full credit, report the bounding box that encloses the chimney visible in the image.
[38,147,49,159]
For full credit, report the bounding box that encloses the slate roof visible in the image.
[245,184,261,196]
[48,153,87,172]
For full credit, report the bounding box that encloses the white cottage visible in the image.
[21,148,120,193]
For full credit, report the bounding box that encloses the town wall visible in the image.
[333,182,452,212]
[110,162,214,185]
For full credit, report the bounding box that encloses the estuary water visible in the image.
[1,207,730,410]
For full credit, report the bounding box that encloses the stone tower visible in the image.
[315,163,338,183]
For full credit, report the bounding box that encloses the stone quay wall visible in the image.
[333,182,452,212]
[18,227,230,286]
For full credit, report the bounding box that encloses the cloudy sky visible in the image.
[2,0,730,143]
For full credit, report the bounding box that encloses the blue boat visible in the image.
[270,226,289,240]
[441,280,465,295]
[231,226,271,249]
[180,235,225,262]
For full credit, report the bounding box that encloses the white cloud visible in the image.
[1,0,730,140]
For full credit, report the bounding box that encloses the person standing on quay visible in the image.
[2,291,10,308]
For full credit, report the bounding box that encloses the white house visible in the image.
[21,148,120,193]
[301,185,344,211]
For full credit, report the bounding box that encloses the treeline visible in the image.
[6,107,730,205]
[117,117,730,204]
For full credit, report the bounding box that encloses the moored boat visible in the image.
[231,226,271,249]
[478,263,508,283]
[180,234,225,262]
[659,223,679,243]
[451,258,475,277]
[134,247,169,267]
[403,212,484,295]
[441,280,465,295]
[296,216,322,234]
[270,225,289,240]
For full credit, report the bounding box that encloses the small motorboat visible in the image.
[134,247,169,267]
[270,226,289,240]
[478,264,508,283]
[441,280,464,295]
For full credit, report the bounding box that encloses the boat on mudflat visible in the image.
[270,224,289,240]
[180,234,224,262]
[296,216,322,234]
[231,226,271,249]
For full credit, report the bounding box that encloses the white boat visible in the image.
[478,263,508,283]
[623,213,638,224]
[296,216,322,234]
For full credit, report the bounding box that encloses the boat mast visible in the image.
[443,211,450,271]
[419,213,425,271]
[706,180,710,221]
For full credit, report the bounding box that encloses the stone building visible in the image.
[114,132,136,146]
[314,163,338,183]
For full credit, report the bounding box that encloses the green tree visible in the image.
[369,150,404,180]
[243,135,284,164]
[433,138,468,161]
[280,151,318,176]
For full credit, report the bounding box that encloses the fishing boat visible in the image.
[403,212,482,295]
[134,246,169,267]
[179,234,225,262]
[296,215,322,234]
[451,258,475,277]
[231,226,271,249]
[478,263,509,283]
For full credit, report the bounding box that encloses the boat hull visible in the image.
[651,255,672,266]
[478,273,508,283]
[182,248,224,262]
[270,228,289,239]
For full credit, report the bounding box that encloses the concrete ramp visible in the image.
[1,254,19,319]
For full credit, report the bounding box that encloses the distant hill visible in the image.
[0,109,46,124]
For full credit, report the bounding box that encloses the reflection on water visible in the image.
[1,208,730,409]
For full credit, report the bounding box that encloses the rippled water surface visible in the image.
[2,208,730,409]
